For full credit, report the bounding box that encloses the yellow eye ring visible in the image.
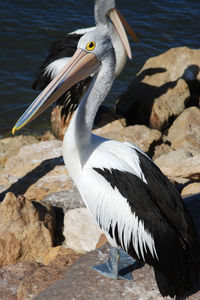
[86,41,96,51]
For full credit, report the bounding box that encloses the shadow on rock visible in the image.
[0,156,64,202]
[116,64,200,131]
[116,67,176,125]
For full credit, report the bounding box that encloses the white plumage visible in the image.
[63,135,157,261]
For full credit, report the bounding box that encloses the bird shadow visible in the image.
[0,156,64,202]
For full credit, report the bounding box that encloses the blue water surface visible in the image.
[0,0,200,137]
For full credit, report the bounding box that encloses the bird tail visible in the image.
[153,232,200,298]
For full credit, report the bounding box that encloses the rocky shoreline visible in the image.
[0,46,200,299]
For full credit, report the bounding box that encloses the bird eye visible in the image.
[86,41,96,51]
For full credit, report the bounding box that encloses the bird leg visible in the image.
[92,247,141,280]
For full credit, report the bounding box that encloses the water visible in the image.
[0,0,200,137]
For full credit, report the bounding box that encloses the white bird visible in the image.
[32,0,137,138]
[13,23,200,298]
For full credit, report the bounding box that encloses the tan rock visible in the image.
[4,140,62,177]
[24,166,73,201]
[93,120,161,153]
[149,79,190,130]
[42,246,63,266]
[139,47,200,85]
[63,208,103,254]
[0,192,55,266]
[0,261,40,300]
[0,140,74,201]
[95,233,108,249]
[181,182,200,197]
[153,142,173,160]
[167,106,200,155]
[154,149,200,180]
[0,135,39,174]
[116,47,200,129]
[0,247,80,300]
[40,130,57,141]
[17,248,81,300]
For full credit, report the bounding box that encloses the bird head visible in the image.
[12,26,114,134]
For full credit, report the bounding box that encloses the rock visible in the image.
[34,243,165,300]
[0,247,81,300]
[0,135,39,174]
[116,47,200,129]
[0,262,40,300]
[17,248,81,300]
[0,140,75,201]
[154,149,200,180]
[0,192,55,266]
[93,120,161,154]
[149,79,190,130]
[167,106,200,155]
[94,105,122,128]
[43,188,85,213]
[40,130,57,142]
[181,182,200,197]
[138,47,200,85]
[63,208,105,253]
[3,140,63,177]
[152,141,173,160]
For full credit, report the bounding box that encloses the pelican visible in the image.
[32,0,137,138]
[12,24,200,298]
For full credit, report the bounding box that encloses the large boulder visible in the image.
[63,208,105,254]
[154,149,200,181]
[0,192,55,266]
[167,106,200,155]
[43,188,85,213]
[0,248,80,300]
[116,47,200,130]
[0,140,74,201]
[182,182,200,197]
[0,135,39,174]
[149,79,190,130]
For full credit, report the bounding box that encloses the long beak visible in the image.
[12,49,100,134]
[116,9,138,43]
[108,8,138,60]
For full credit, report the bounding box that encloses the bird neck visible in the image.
[94,0,115,25]
[95,1,109,25]
[66,51,115,150]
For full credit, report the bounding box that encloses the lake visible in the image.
[0,0,200,137]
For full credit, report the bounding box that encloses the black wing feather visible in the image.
[94,149,200,298]
[32,34,82,90]
[32,33,93,121]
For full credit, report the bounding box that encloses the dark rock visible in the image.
[34,243,165,300]
[43,188,85,213]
